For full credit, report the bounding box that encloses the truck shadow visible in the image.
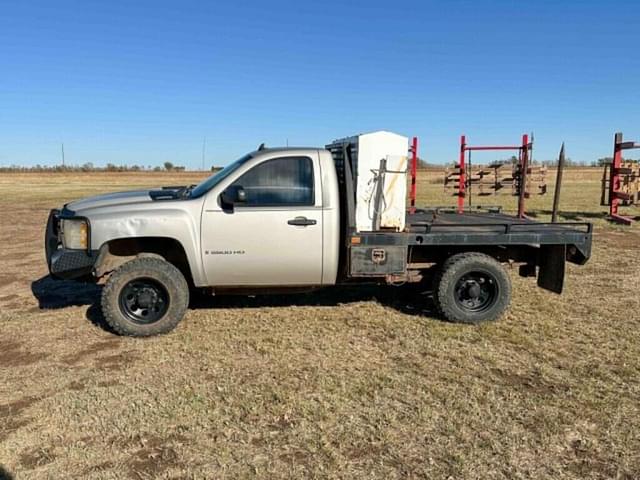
[31,275,440,333]
[30,275,115,333]
[31,275,101,309]
[0,465,15,480]
[190,285,438,319]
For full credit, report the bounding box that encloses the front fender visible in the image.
[88,208,206,286]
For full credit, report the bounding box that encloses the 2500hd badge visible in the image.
[205,250,246,255]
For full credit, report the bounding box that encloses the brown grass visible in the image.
[0,169,639,479]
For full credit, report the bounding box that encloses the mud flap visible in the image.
[537,245,566,294]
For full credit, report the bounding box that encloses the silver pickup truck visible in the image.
[45,140,592,337]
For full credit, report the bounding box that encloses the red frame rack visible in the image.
[457,134,532,217]
[608,132,640,225]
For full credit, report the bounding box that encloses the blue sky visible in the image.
[0,0,638,168]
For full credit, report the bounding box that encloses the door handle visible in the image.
[287,216,317,226]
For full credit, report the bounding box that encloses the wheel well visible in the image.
[95,237,194,285]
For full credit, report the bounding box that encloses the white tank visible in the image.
[328,131,409,232]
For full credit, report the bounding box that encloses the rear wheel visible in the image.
[102,256,189,336]
[435,252,511,324]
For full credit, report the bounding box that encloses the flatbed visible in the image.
[359,210,591,261]
[344,208,591,305]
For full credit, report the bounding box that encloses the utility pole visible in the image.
[202,137,206,171]
[61,143,65,167]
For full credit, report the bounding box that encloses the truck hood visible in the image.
[65,189,157,213]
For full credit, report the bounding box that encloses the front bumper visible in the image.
[45,209,98,280]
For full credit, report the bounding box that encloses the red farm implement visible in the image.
[444,134,546,217]
[601,132,640,225]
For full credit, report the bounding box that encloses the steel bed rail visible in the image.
[354,222,593,261]
[409,221,593,235]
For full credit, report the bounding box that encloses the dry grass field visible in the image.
[0,168,639,479]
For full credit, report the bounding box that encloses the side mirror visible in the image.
[220,185,247,209]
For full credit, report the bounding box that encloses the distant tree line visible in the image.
[540,157,638,167]
[439,154,640,168]
[3,156,637,173]
[496,155,593,168]
[0,161,190,173]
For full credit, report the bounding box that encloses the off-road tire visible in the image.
[101,256,189,337]
[435,252,511,324]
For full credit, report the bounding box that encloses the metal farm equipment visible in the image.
[444,134,547,217]
[600,132,640,225]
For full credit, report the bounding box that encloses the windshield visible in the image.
[189,153,253,198]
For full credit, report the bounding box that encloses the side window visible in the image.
[231,156,314,206]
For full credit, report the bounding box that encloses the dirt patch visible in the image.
[490,368,570,396]
[0,396,40,439]
[0,396,40,420]
[0,294,19,303]
[4,301,34,311]
[67,380,87,391]
[0,417,31,441]
[596,229,640,250]
[563,433,631,479]
[345,444,385,463]
[80,460,116,477]
[0,341,47,367]
[96,379,121,388]
[0,276,15,288]
[97,352,139,371]
[1,252,37,262]
[67,378,120,391]
[19,447,56,470]
[62,339,122,365]
[279,450,310,464]
[124,434,186,478]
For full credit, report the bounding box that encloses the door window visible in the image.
[231,156,314,206]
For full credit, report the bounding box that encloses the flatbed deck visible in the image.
[408,209,589,232]
[356,209,593,262]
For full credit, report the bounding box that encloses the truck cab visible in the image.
[196,148,340,287]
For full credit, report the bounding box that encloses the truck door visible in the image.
[201,153,323,286]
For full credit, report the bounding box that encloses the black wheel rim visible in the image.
[454,271,499,313]
[118,278,170,324]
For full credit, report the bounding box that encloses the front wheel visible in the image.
[435,252,511,324]
[101,256,189,336]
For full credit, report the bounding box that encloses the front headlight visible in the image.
[61,219,88,250]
